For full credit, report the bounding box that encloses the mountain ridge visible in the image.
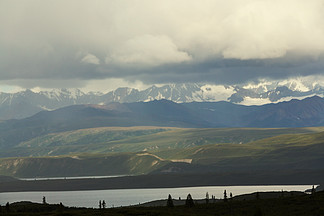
[1,96,324,150]
[1,81,324,120]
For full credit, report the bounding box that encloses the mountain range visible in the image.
[1,80,324,120]
[1,96,324,150]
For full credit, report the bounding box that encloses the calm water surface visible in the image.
[0,185,312,208]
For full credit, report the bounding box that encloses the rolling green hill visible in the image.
[2,126,322,158]
[157,130,324,161]
[0,152,168,178]
[153,130,324,173]
[1,128,324,178]
[19,126,169,147]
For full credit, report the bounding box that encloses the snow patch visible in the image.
[278,78,310,92]
[243,80,273,92]
[239,97,272,106]
[38,105,53,111]
[170,159,192,164]
[199,85,235,101]
[276,94,324,103]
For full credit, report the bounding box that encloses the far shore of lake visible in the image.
[0,171,322,193]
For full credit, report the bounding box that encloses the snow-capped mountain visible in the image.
[229,79,324,105]
[0,80,324,120]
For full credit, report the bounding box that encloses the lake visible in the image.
[0,185,313,208]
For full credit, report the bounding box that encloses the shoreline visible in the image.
[0,185,314,209]
[0,171,322,193]
[1,190,323,216]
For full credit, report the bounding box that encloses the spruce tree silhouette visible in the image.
[167,194,174,207]
[224,190,228,202]
[205,192,209,204]
[185,194,194,207]
[5,202,9,212]
[42,196,47,204]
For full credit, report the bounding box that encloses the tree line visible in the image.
[167,190,232,207]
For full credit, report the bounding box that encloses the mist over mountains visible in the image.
[1,80,324,120]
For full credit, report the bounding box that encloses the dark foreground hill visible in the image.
[1,191,323,216]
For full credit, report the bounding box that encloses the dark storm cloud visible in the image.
[99,54,324,85]
[1,0,324,89]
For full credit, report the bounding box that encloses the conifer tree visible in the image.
[185,194,194,207]
[205,192,209,204]
[311,185,316,195]
[224,190,228,202]
[5,202,9,212]
[42,196,47,204]
[167,194,174,207]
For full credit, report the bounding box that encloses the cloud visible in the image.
[1,0,324,89]
[107,34,192,66]
[81,53,100,65]
[219,0,324,59]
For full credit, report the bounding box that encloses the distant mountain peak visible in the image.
[0,81,324,120]
[306,95,322,100]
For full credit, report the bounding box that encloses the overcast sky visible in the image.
[1,0,324,92]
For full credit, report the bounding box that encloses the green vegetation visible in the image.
[2,126,322,158]
[153,131,324,172]
[1,127,324,178]
[0,191,323,215]
[0,152,168,178]
[19,127,169,148]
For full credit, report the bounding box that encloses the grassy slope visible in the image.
[1,128,324,177]
[0,153,168,178]
[19,126,170,148]
[4,127,323,157]
[165,129,324,158]
[152,130,324,173]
